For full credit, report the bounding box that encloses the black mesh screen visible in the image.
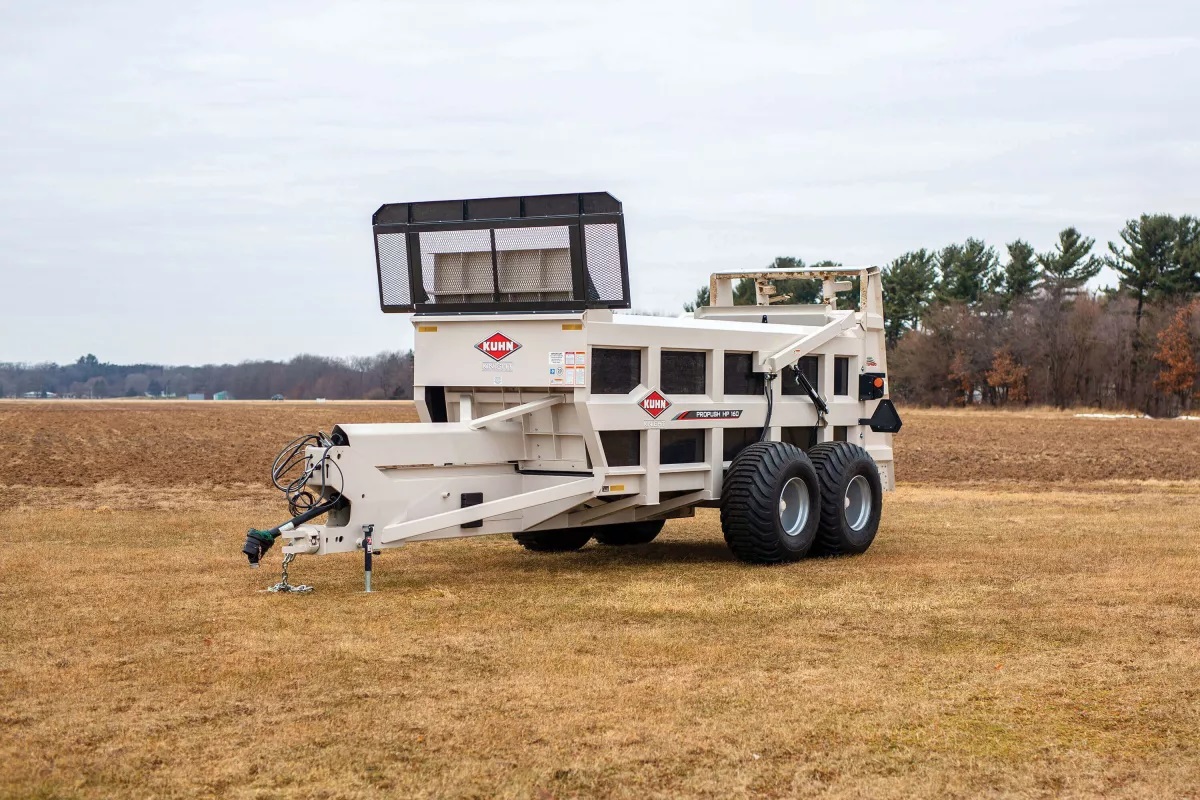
[376,232,412,308]
[584,222,624,303]
[723,427,759,462]
[593,348,641,394]
[661,429,704,464]
[661,351,706,394]
[723,352,764,396]
[600,430,640,467]
[372,193,629,313]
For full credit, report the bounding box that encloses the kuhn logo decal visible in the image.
[639,390,672,419]
[475,333,521,361]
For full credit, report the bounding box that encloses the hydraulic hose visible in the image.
[759,373,777,442]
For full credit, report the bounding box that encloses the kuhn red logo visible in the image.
[639,390,672,419]
[475,333,521,361]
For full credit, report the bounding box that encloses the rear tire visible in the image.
[720,441,820,563]
[593,519,665,546]
[808,442,882,556]
[512,528,592,552]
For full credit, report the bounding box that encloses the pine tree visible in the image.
[997,240,1038,308]
[937,238,998,304]
[1173,215,1200,296]
[882,250,937,345]
[683,285,710,312]
[1108,214,1179,404]
[1109,214,1178,319]
[1038,227,1102,297]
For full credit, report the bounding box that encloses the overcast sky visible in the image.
[2,0,1197,365]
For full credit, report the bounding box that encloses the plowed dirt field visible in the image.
[2,401,1198,799]
[2,401,1198,494]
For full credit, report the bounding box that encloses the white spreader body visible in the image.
[266,192,900,570]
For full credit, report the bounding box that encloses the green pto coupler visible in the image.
[242,497,339,567]
[242,528,277,567]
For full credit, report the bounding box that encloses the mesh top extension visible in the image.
[372,192,631,314]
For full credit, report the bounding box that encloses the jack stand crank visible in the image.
[361,524,374,593]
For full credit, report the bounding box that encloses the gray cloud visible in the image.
[1,0,1197,363]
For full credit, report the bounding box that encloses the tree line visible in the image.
[685,214,1200,415]
[9,213,1198,413]
[0,351,415,401]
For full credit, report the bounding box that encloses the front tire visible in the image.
[720,442,820,563]
[593,519,665,546]
[808,442,883,556]
[512,528,592,552]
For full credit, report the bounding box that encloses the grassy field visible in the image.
[2,402,1199,799]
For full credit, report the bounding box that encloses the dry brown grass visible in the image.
[2,403,1199,799]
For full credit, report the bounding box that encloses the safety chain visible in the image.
[266,552,314,594]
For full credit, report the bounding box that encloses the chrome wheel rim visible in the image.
[846,474,872,531]
[779,477,810,536]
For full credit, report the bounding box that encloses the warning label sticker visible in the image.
[551,351,586,386]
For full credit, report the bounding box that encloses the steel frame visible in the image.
[279,265,896,560]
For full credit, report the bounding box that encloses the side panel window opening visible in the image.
[661,429,705,464]
[722,427,759,462]
[723,353,765,396]
[592,348,642,394]
[782,356,819,396]
[834,357,849,396]
[599,430,640,467]
[782,426,818,451]
[661,351,707,395]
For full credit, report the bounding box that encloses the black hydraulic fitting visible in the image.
[242,529,276,566]
[240,496,340,567]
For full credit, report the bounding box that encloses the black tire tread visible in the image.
[720,441,813,564]
[808,441,881,556]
